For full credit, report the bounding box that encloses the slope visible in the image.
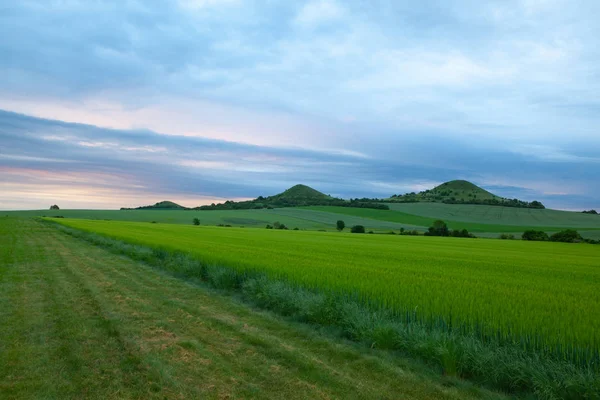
[389,180,544,208]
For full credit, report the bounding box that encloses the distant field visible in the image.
[3,209,333,230]
[3,208,425,232]
[387,202,600,228]
[53,218,600,365]
[304,205,600,234]
[5,204,600,236]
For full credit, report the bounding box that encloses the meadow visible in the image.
[387,202,600,228]
[303,205,600,235]
[52,218,600,368]
[2,218,495,400]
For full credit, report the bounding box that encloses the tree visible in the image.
[192,218,200,226]
[426,220,449,236]
[50,205,60,210]
[522,230,549,241]
[336,220,345,231]
[550,229,582,243]
[350,225,365,233]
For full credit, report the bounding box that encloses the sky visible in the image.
[1,0,599,210]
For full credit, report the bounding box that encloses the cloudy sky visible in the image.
[1,0,599,210]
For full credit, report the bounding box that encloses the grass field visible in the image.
[7,203,599,238]
[4,208,416,231]
[303,206,600,234]
[1,218,501,400]
[51,218,600,366]
[387,202,600,228]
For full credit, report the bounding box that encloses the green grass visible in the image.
[387,202,600,228]
[2,208,423,231]
[1,218,500,400]
[4,209,334,229]
[304,205,600,233]
[52,218,600,365]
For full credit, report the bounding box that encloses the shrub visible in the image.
[336,220,346,231]
[450,229,475,238]
[273,221,288,230]
[549,229,583,243]
[350,225,365,233]
[192,218,200,226]
[522,230,549,241]
[425,220,449,236]
[499,233,515,240]
[265,224,273,229]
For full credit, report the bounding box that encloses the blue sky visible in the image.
[1,0,599,210]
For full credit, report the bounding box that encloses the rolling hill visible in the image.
[389,180,544,209]
[121,200,187,210]
[196,184,388,210]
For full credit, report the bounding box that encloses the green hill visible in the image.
[261,184,333,204]
[389,180,544,209]
[122,200,187,210]
[197,184,387,210]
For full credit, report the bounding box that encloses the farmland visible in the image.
[7,203,600,239]
[52,218,600,365]
[387,202,600,229]
[1,218,496,400]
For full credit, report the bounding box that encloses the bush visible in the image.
[336,220,345,231]
[522,230,549,241]
[425,220,449,236]
[450,229,475,238]
[549,229,583,243]
[273,221,288,230]
[50,204,60,210]
[499,233,515,240]
[192,218,200,226]
[350,225,365,233]
[265,224,273,229]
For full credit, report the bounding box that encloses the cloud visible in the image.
[293,0,345,28]
[1,110,599,210]
[1,1,600,209]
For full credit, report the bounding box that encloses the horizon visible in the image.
[1,1,599,211]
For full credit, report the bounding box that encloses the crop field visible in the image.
[2,218,494,400]
[4,208,420,231]
[3,209,330,229]
[52,218,600,368]
[387,202,600,229]
[303,205,600,234]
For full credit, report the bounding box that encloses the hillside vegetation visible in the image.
[121,200,186,210]
[389,180,545,209]
[196,184,388,210]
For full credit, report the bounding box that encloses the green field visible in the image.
[52,218,600,366]
[387,202,600,228]
[4,208,409,231]
[303,205,600,234]
[1,218,498,400]
[7,202,599,239]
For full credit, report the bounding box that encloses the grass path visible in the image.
[0,218,502,399]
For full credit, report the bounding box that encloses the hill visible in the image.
[389,180,544,209]
[121,200,187,210]
[196,184,388,210]
[264,184,333,203]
